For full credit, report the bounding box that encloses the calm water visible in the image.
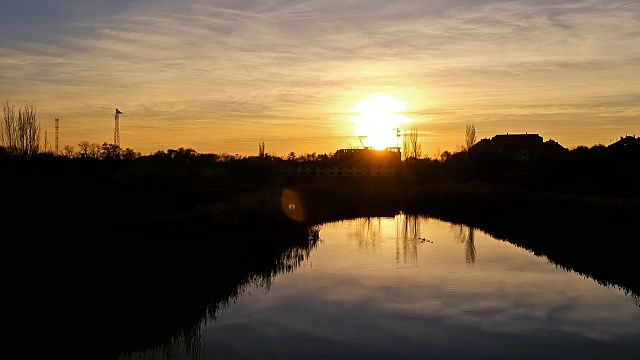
[136,215,640,360]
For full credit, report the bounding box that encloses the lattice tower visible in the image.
[114,109,122,147]
[55,118,59,155]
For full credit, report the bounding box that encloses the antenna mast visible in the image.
[55,118,59,155]
[358,135,367,149]
[114,108,123,147]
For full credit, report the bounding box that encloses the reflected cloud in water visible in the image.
[132,215,640,360]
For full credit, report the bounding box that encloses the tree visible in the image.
[402,132,411,161]
[100,142,121,161]
[259,142,266,158]
[464,124,476,152]
[0,100,16,151]
[167,147,197,160]
[1,99,41,156]
[89,142,102,159]
[62,145,75,158]
[287,151,296,161]
[17,101,40,156]
[121,148,140,160]
[78,141,91,158]
[299,152,317,162]
[403,128,422,161]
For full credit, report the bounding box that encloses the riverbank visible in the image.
[4,168,639,358]
[290,178,640,297]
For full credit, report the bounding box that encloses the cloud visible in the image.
[0,0,638,154]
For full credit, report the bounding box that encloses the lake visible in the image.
[130,214,640,360]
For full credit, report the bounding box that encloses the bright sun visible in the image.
[350,95,410,150]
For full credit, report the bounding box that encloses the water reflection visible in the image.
[452,224,477,265]
[195,215,640,359]
[397,214,420,265]
[119,225,322,360]
[346,217,383,253]
[130,215,640,360]
[346,214,479,267]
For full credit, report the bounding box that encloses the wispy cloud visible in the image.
[1,0,638,154]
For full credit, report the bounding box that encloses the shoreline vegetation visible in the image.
[2,139,638,359]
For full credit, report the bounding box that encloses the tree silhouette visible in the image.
[121,148,140,160]
[78,141,91,158]
[89,142,102,159]
[62,145,75,158]
[1,99,41,156]
[403,128,421,161]
[100,142,122,161]
[464,124,476,152]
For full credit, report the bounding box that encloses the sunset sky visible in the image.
[1,0,638,156]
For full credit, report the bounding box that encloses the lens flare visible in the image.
[281,188,306,222]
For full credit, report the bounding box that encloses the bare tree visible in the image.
[402,132,411,161]
[1,99,17,151]
[411,128,422,160]
[78,140,91,158]
[62,145,75,158]
[18,101,40,156]
[1,100,41,156]
[464,124,477,152]
[403,128,422,161]
[89,142,102,159]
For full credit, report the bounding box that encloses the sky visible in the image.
[1,0,639,156]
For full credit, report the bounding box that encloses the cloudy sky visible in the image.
[1,0,639,156]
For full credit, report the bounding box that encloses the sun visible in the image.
[350,94,410,150]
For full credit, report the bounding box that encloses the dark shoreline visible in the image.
[3,161,639,359]
[295,179,640,298]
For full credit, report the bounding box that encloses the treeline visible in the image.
[407,139,640,198]
[3,139,638,199]
[3,99,638,199]
[0,141,142,161]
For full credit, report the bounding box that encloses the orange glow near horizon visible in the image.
[350,95,410,150]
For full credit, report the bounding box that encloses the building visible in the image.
[470,133,541,161]
[334,147,401,165]
[276,147,401,177]
[608,135,639,152]
[469,133,567,166]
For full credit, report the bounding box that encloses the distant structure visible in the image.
[340,133,402,164]
[114,108,123,147]
[358,136,369,149]
[54,117,59,155]
[334,147,401,164]
[469,133,567,166]
[608,135,639,151]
